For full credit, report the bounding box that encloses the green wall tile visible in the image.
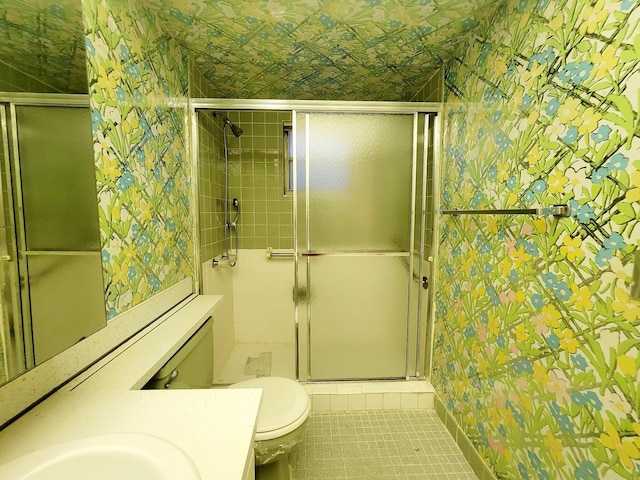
[199,109,294,252]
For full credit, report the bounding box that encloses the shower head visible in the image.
[229,123,243,138]
[213,111,243,137]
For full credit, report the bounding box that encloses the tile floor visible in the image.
[290,410,478,480]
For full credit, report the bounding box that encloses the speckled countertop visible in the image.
[0,295,262,480]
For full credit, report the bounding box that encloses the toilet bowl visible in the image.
[144,318,310,480]
[230,377,311,467]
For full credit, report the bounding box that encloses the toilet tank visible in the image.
[144,317,214,390]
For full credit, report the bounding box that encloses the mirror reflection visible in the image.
[0,0,88,94]
[0,0,103,386]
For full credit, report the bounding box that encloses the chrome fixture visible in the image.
[213,111,243,137]
[441,204,570,217]
[266,247,295,259]
[212,111,243,267]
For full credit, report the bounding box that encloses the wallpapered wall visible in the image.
[436,0,640,478]
[83,0,194,317]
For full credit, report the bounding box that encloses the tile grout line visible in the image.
[290,410,479,480]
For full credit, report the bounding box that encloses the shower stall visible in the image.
[193,101,440,384]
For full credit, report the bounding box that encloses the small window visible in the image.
[283,123,293,195]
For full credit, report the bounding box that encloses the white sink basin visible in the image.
[0,432,200,480]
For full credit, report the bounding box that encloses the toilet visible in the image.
[144,318,310,480]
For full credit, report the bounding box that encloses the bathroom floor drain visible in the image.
[244,352,272,376]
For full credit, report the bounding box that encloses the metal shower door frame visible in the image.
[0,93,104,375]
[190,99,442,382]
[0,103,28,379]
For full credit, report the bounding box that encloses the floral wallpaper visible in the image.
[0,0,87,93]
[436,0,640,478]
[83,0,194,317]
[147,0,501,101]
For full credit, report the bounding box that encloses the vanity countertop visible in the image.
[0,295,262,480]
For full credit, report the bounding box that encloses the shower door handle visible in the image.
[293,285,307,302]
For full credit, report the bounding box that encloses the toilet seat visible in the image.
[229,377,311,441]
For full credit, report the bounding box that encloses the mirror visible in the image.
[0,0,88,94]
[0,0,104,387]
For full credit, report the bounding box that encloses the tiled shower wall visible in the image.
[190,63,225,263]
[196,108,293,261]
[437,0,640,478]
[412,68,444,103]
[197,112,225,263]
[224,110,294,250]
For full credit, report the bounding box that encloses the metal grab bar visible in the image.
[266,248,295,259]
[23,250,101,256]
[441,204,570,217]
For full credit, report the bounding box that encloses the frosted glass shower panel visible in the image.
[307,114,413,252]
[14,105,105,366]
[309,255,409,380]
[17,106,100,251]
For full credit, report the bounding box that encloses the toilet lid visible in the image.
[229,377,310,436]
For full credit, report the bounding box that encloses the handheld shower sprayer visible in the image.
[231,198,240,225]
[210,110,243,268]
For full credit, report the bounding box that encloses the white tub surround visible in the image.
[203,249,294,346]
[0,295,262,480]
[231,250,294,345]
[202,259,236,380]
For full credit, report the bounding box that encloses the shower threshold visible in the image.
[302,379,435,413]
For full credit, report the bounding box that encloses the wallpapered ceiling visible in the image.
[437,0,640,478]
[0,0,87,93]
[149,0,500,101]
[84,0,193,317]
[0,0,501,100]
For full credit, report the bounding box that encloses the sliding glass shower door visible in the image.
[295,113,415,380]
[0,103,105,382]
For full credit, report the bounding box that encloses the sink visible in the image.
[0,432,200,480]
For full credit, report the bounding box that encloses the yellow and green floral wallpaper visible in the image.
[148,0,500,101]
[437,0,640,478]
[0,0,87,93]
[83,0,194,317]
